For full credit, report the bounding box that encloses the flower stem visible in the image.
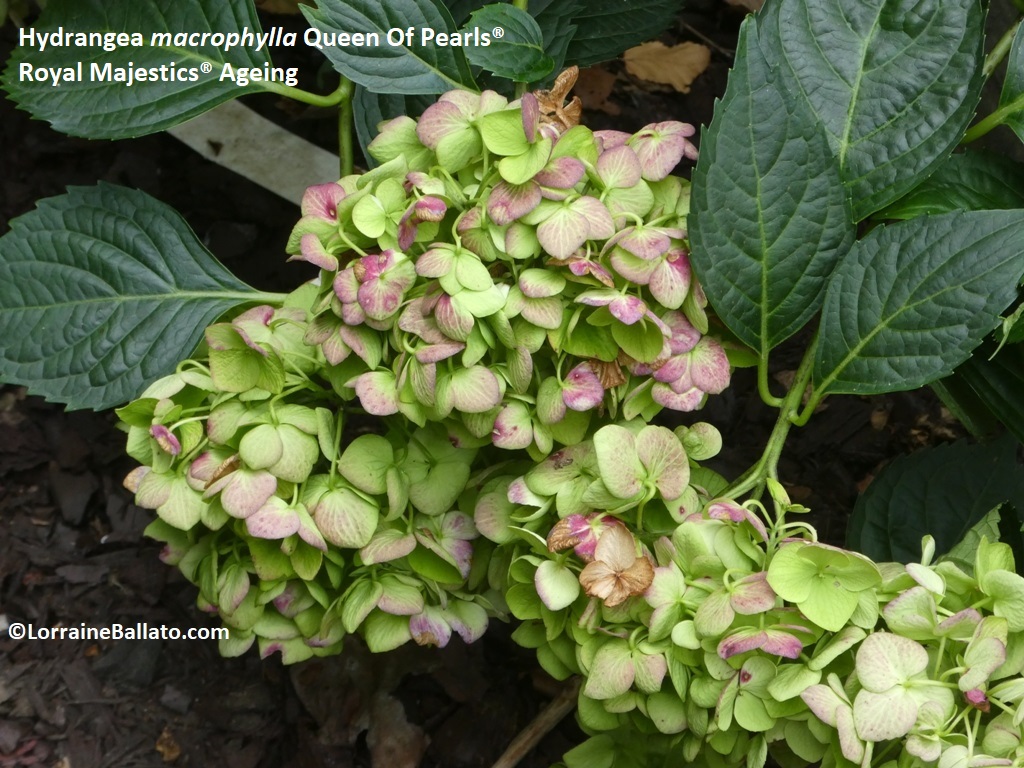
[962,92,1024,144]
[261,79,351,109]
[724,332,817,499]
[337,77,355,177]
[984,18,1021,76]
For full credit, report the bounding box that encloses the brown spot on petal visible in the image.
[589,359,626,389]
[205,453,241,489]
[535,66,583,134]
[547,517,582,553]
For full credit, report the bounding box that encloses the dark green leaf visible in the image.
[352,87,434,168]
[563,0,682,68]
[1,0,273,139]
[690,19,854,357]
[815,211,1024,396]
[880,151,1024,220]
[301,0,476,94]
[847,436,1024,563]
[0,183,261,410]
[999,21,1024,143]
[760,0,985,220]
[957,342,1024,445]
[531,0,580,80]
[463,4,553,82]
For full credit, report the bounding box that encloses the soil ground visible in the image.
[0,2,1019,766]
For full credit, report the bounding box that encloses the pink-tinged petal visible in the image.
[339,325,379,367]
[358,279,404,321]
[440,88,480,113]
[706,500,768,542]
[446,601,489,644]
[562,363,605,411]
[341,302,366,326]
[663,311,701,354]
[535,156,586,188]
[399,298,446,343]
[449,365,502,413]
[730,572,777,614]
[597,144,643,188]
[353,371,401,415]
[492,401,534,449]
[296,233,339,271]
[649,252,692,310]
[134,469,170,508]
[610,249,659,284]
[965,688,990,711]
[690,337,731,394]
[594,129,631,151]
[518,296,562,330]
[572,196,615,239]
[416,100,467,149]
[414,196,447,222]
[216,469,278,519]
[537,207,589,259]
[410,606,452,647]
[618,227,671,260]
[652,383,704,411]
[653,354,689,384]
[609,295,647,325]
[761,630,804,659]
[435,295,475,341]
[718,629,767,659]
[297,509,328,552]
[521,92,540,142]
[416,245,456,278]
[415,341,465,364]
[360,529,417,564]
[246,497,300,540]
[575,289,615,308]
[446,539,475,579]
[357,251,393,282]
[441,511,477,541]
[150,424,181,456]
[397,212,418,251]
[508,476,545,507]
[333,267,360,304]
[630,122,698,181]
[519,268,566,299]
[487,181,541,226]
[301,182,345,221]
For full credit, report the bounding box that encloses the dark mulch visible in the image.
[0,1,1017,766]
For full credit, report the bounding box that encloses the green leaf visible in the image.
[999,21,1024,143]
[956,342,1024,445]
[563,0,682,68]
[301,0,476,94]
[1,0,273,139]
[463,5,553,83]
[848,436,1024,563]
[0,183,260,410]
[690,19,853,357]
[879,151,1024,220]
[759,0,985,220]
[814,211,1024,396]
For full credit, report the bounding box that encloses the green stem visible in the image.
[261,79,351,109]
[724,333,817,499]
[962,92,1024,144]
[757,355,784,408]
[984,18,1022,76]
[513,0,529,98]
[337,77,355,177]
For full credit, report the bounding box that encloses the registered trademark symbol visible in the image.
[493,26,504,38]
[201,62,213,73]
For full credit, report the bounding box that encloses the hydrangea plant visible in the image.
[3,0,1024,767]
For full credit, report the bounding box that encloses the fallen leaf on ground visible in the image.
[575,67,621,115]
[156,727,181,763]
[624,42,711,94]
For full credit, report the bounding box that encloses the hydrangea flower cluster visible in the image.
[287,86,730,459]
[120,285,495,663]
[477,425,1024,768]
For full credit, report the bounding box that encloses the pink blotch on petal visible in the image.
[150,425,181,456]
[301,182,345,221]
